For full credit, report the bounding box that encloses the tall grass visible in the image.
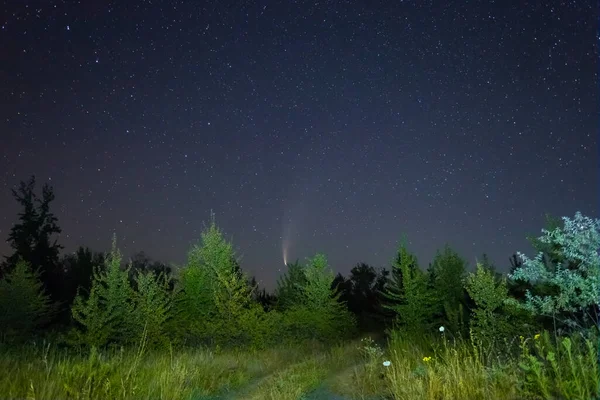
[0,330,596,400]
[382,329,598,400]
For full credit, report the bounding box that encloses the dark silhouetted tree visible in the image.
[2,176,63,309]
[56,246,105,323]
[337,263,389,332]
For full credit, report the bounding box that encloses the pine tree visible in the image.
[383,241,435,333]
[172,214,259,345]
[283,253,355,341]
[0,258,54,341]
[430,245,468,333]
[275,259,307,311]
[131,270,173,347]
[70,235,134,348]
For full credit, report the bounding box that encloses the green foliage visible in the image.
[275,259,307,311]
[429,245,468,333]
[0,258,55,341]
[509,212,600,330]
[383,241,436,333]
[518,331,599,399]
[171,217,232,343]
[130,271,172,348]
[70,235,135,348]
[172,215,270,347]
[465,262,518,347]
[282,254,356,341]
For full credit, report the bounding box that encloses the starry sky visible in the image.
[0,1,598,290]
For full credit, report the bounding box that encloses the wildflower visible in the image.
[423,356,432,362]
[534,333,541,340]
[519,335,524,341]
[383,360,391,367]
[439,326,445,333]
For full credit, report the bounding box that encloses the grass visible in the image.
[0,329,597,400]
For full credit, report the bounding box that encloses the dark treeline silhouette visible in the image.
[0,175,597,350]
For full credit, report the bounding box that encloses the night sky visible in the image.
[1,1,598,290]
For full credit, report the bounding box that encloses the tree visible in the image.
[337,263,389,332]
[382,241,435,333]
[508,212,600,333]
[465,263,515,347]
[131,270,173,348]
[248,276,277,311]
[282,253,356,341]
[172,215,260,346]
[56,247,105,323]
[128,251,173,292]
[429,245,468,333]
[70,235,134,348]
[275,259,307,311]
[2,176,63,304]
[0,258,55,341]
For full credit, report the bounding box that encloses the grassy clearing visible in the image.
[0,330,597,400]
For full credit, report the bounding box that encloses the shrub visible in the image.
[509,212,600,332]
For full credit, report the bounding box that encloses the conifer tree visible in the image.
[283,253,355,341]
[275,259,307,311]
[172,214,259,345]
[0,258,54,341]
[430,245,468,333]
[383,241,435,333]
[131,270,173,347]
[70,235,134,347]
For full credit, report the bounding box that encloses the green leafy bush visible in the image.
[509,212,600,332]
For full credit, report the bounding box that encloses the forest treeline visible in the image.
[0,175,599,352]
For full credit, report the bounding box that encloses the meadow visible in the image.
[1,328,597,400]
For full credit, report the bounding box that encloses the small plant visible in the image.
[518,330,599,399]
[358,336,384,361]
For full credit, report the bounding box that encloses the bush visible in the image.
[509,212,600,332]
